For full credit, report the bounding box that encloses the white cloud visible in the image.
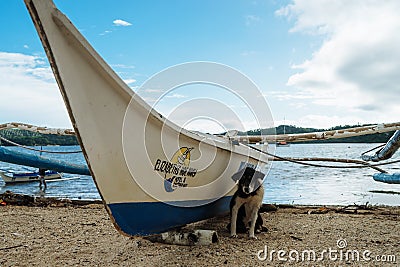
[296,115,361,129]
[268,90,314,101]
[240,50,258,57]
[154,97,269,134]
[0,52,71,128]
[165,93,186,99]
[278,0,400,124]
[113,19,132,27]
[100,19,132,36]
[99,30,112,36]
[112,64,135,69]
[245,15,261,26]
[123,79,136,85]
[143,89,163,93]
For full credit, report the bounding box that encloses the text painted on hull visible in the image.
[154,147,198,192]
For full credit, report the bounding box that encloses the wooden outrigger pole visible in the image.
[227,122,400,144]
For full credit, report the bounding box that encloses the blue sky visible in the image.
[0,0,399,132]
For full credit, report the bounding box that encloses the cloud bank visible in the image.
[277,0,400,125]
[0,52,70,127]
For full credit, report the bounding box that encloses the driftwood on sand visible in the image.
[145,230,219,246]
[0,191,102,207]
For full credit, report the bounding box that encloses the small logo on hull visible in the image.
[153,147,198,192]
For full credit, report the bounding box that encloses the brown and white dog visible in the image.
[229,167,265,239]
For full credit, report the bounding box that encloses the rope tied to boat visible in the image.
[244,144,400,173]
[0,136,82,154]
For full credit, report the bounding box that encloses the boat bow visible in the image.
[25,0,269,235]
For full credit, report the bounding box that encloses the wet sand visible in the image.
[0,201,399,266]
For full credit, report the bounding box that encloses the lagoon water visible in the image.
[265,143,399,206]
[0,143,399,206]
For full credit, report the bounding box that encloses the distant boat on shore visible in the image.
[277,118,290,147]
[276,141,290,147]
[0,170,61,184]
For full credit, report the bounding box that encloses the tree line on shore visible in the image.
[0,129,78,146]
[0,124,394,146]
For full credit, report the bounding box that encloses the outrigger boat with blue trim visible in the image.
[24,0,271,236]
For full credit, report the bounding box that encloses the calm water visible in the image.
[0,146,99,200]
[0,144,399,205]
[265,143,399,206]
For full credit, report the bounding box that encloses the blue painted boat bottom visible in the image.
[107,196,231,236]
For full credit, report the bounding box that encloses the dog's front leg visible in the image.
[248,207,259,239]
[230,205,239,238]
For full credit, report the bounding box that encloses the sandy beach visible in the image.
[0,196,398,267]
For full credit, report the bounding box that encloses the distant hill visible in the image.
[0,129,78,146]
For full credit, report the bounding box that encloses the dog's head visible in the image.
[238,167,263,194]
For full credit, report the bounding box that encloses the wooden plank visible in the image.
[229,122,400,143]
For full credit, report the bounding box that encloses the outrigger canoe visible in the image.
[24,0,271,236]
[0,170,61,184]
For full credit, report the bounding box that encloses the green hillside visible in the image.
[0,129,78,146]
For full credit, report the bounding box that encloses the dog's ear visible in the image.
[232,166,256,183]
[231,166,264,187]
[249,169,266,192]
[231,167,246,182]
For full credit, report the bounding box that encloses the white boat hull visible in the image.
[25,0,269,235]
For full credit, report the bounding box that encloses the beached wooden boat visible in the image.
[0,170,61,183]
[276,141,290,147]
[24,0,270,236]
